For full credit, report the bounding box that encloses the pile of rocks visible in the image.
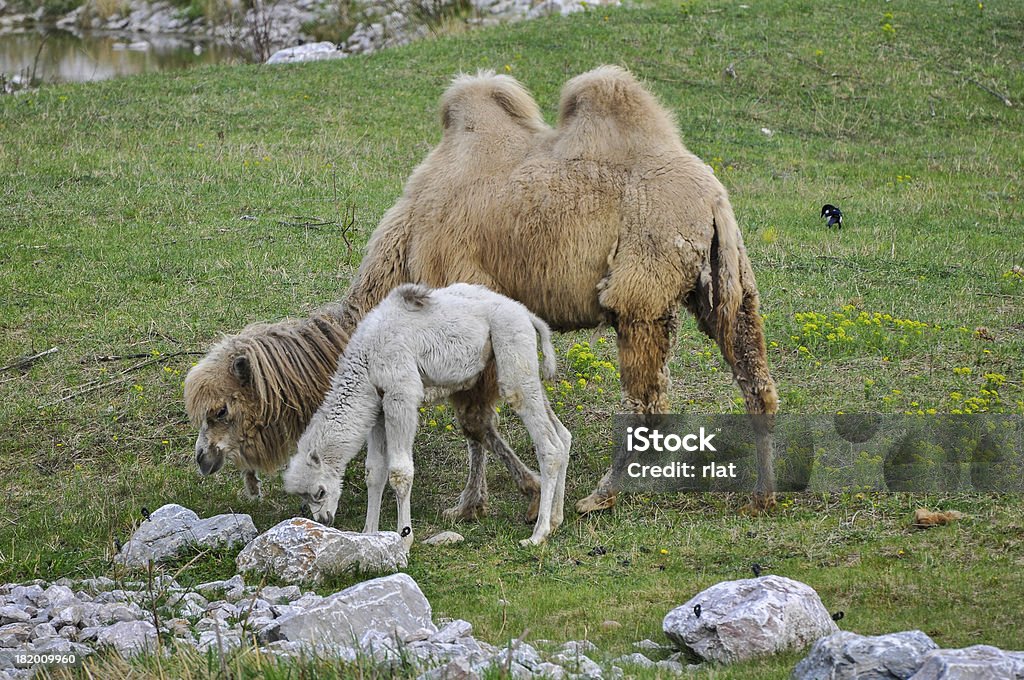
[0,572,689,679]
[5,504,1021,679]
[0,0,620,64]
[267,0,618,63]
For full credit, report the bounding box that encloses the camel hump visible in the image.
[440,70,547,133]
[393,283,434,310]
[556,65,679,148]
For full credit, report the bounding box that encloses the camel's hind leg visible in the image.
[686,290,779,512]
[488,336,569,546]
[575,313,677,514]
[449,363,542,523]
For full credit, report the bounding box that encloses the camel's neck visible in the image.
[338,202,412,331]
[313,361,381,470]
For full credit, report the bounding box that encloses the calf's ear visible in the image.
[231,355,253,387]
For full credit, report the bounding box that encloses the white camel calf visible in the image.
[282,283,571,547]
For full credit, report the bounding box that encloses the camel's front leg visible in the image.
[576,315,674,514]
[363,416,388,533]
[383,394,419,548]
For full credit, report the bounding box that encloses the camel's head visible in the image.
[184,342,290,479]
[282,421,344,526]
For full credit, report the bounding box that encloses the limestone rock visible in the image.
[663,575,838,663]
[94,620,158,658]
[422,531,465,546]
[275,573,434,651]
[114,504,257,568]
[793,630,939,680]
[266,41,347,64]
[909,645,1024,680]
[236,518,407,584]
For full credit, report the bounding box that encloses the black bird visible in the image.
[141,506,151,521]
[831,611,845,622]
[693,604,702,618]
[821,204,843,229]
[751,563,763,577]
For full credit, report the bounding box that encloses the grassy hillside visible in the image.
[1,0,1023,677]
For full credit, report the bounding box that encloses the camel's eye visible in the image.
[314,486,326,502]
[214,406,228,421]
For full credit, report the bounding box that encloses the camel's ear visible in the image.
[231,355,252,387]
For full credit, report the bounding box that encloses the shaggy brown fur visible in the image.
[184,304,350,497]
[341,66,778,513]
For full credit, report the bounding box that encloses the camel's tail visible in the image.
[707,194,746,366]
[529,312,557,380]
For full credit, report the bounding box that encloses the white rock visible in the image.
[634,638,669,651]
[9,586,43,607]
[38,585,75,609]
[612,652,654,668]
[663,575,838,663]
[793,630,939,680]
[267,41,346,64]
[29,636,73,654]
[430,619,473,644]
[0,609,29,626]
[94,620,157,658]
[549,651,602,678]
[236,518,408,584]
[197,629,243,653]
[31,623,57,640]
[276,573,435,651]
[909,645,1024,680]
[0,623,33,648]
[422,531,465,546]
[261,585,301,604]
[559,639,598,655]
[114,504,258,569]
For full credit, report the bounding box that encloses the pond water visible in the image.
[0,29,245,84]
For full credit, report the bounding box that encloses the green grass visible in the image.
[2,0,1024,677]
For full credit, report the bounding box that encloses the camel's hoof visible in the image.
[443,501,488,522]
[239,486,262,501]
[519,536,545,548]
[575,489,617,515]
[739,493,777,516]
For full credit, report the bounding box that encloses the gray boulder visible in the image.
[909,645,1024,680]
[266,41,346,64]
[793,630,939,680]
[275,573,434,651]
[663,575,838,663]
[236,518,407,584]
[114,504,257,569]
